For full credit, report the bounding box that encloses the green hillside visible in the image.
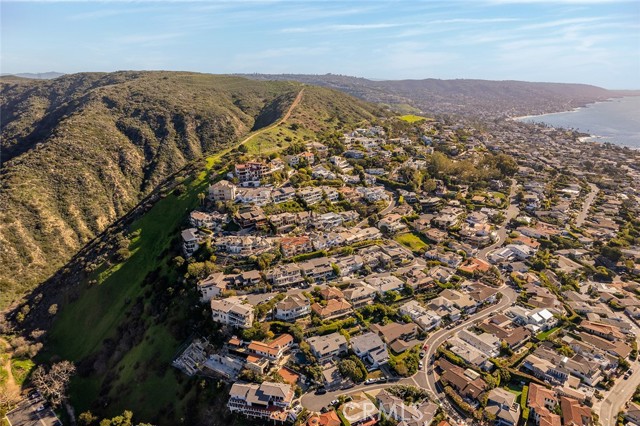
[0,72,309,309]
[0,72,385,424]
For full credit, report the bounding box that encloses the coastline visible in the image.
[508,96,640,149]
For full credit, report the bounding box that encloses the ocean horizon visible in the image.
[516,96,640,149]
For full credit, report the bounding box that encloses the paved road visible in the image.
[478,179,520,261]
[5,394,61,426]
[300,284,517,415]
[415,285,517,421]
[596,318,640,426]
[575,183,598,227]
[356,194,396,228]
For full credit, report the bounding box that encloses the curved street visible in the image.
[301,179,521,417]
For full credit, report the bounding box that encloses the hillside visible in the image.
[0,75,384,425]
[0,72,381,309]
[240,73,640,118]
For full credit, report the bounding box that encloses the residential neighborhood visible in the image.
[165,117,640,426]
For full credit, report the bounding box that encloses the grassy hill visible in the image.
[1,72,384,424]
[0,72,378,309]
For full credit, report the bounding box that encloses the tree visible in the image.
[338,359,365,383]
[197,192,206,206]
[79,411,98,425]
[31,361,76,407]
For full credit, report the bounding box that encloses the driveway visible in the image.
[5,394,61,426]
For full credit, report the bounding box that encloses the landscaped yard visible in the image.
[399,114,428,123]
[536,326,561,341]
[394,232,429,253]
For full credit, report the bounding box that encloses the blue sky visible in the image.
[1,0,639,88]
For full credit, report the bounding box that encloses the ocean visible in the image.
[517,96,640,149]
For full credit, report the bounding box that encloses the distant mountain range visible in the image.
[2,71,65,80]
[240,73,640,118]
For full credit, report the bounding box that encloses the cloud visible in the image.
[281,23,401,34]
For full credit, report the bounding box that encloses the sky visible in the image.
[1,0,639,89]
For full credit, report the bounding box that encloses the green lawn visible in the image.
[506,382,523,400]
[44,148,230,421]
[536,326,561,341]
[394,232,429,253]
[399,114,428,123]
[11,358,35,386]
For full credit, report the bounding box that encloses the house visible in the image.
[424,249,463,269]
[365,275,404,294]
[280,235,313,257]
[580,320,625,342]
[399,300,442,331]
[485,388,521,426]
[560,396,593,426]
[272,187,297,204]
[236,187,272,205]
[342,281,377,307]
[311,298,352,320]
[437,359,487,400]
[181,228,201,257]
[315,212,344,229]
[189,211,227,230]
[275,294,311,321]
[528,383,561,426]
[378,214,407,233]
[307,332,348,362]
[227,381,295,421]
[209,180,237,201]
[457,329,500,357]
[172,339,208,376]
[215,236,273,256]
[266,263,305,287]
[197,272,231,302]
[319,286,345,300]
[341,392,379,426]
[625,402,640,426]
[370,322,419,354]
[465,283,499,305]
[234,270,262,287]
[440,289,478,313]
[350,332,389,368]
[299,257,334,282]
[247,334,294,361]
[333,255,365,276]
[297,187,324,206]
[235,161,272,187]
[210,297,255,329]
[235,207,268,229]
[307,411,341,426]
[377,389,438,426]
[269,212,301,232]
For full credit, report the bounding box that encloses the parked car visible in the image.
[315,388,327,395]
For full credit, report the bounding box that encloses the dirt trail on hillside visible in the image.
[0,337,21,403]
[240,88,305,146]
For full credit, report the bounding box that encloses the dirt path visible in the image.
[0,337,21,402]
[239,88,304,147]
